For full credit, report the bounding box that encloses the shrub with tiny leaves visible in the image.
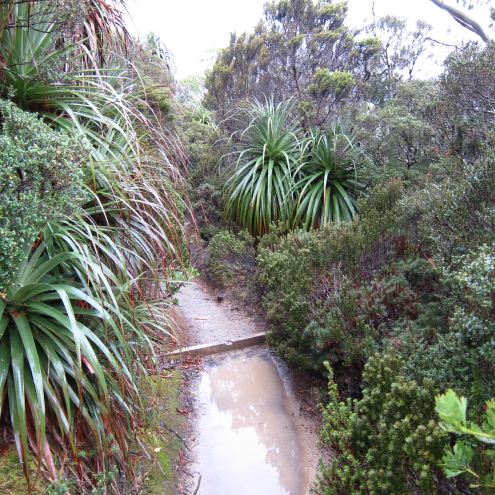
[317,353,447,495]
[0,100,88,290]
[207,229,255,288]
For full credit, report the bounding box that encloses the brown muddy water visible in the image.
[176,281,319,495]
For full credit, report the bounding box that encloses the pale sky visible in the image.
[126,0,489,79]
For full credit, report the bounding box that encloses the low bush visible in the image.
[207,230,255,288]
[402,158,495,264]
[405,243,495,407]
[257,180,405,372]
[317,353,447,495]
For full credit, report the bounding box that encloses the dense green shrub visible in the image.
[299,256,446,385]
[183,110,227,240]
[0,100,87,290]
[257,180,405,370]
[317,353,447,495]
[402,159,495,264]
[207,230,255,288]
[405,243,495,407]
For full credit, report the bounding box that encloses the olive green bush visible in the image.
[182,108,227,240]
[256,159,493,492]
[257,180,404,370]
[405,243,495,407]
[0,100,87,290]
[207,230,255,288]
[402,158,495,264]
[317,353,447,495]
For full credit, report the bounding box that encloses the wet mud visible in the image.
[176,280,320,495]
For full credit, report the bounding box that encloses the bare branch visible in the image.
[429,0,491,43]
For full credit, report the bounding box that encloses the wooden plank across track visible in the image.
[166,332,267,359]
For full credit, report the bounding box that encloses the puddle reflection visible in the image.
[196,352,304,495]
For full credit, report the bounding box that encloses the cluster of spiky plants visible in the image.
[0,0,188,490]
[225,99,301,235]
[225,99,364,235]
[293,128,363,229]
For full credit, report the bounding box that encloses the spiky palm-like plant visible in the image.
[225,99,301,236]
[292,128,364,230]
[0,233,143,483]
[0,0,188,487]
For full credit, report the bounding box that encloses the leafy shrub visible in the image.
[207,230,255,288]
[402,159,495,264]
[317,353,447,495]
[405,243,495,407]
[305,257,446,377]
[183,111,226,240]
[257,180,405,370]
[436,390,495,492]
[0,100,87,290]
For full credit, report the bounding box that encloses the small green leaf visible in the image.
[441,441,474,478]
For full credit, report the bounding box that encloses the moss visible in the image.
[0,446,42,493]
[138,370,185,495]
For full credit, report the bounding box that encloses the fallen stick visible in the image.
[164,424,192,452]
[193,474,202,495]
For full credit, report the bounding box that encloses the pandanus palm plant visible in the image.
[292,128,364,230]
[0,236,141,482]
[225,99,301,236]
[0,0,188,487]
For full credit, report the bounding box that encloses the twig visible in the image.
[193,474,202,495]
[164,424,192,452]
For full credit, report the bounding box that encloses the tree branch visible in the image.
[429,0,491,43]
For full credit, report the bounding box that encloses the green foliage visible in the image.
[257,180,404,370]
[225,99,301,235]
[404,159,495,263]
[0,1,189,489]
[0,100,87,290]
[436,390,495,492]
[405,243,495,407]
[439,43,495,157]
[308,69,355,100]
[317,353,446,495]
[293,128,364,229]
[182,105,225,240]
[0,234,142,480]
[356,80,439,177]
[204,0,360,126]
[207,230,255,288]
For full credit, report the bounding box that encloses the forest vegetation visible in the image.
[0,0,494,493]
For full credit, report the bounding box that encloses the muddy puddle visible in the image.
[176,280,319,495]
[192,348,311,495]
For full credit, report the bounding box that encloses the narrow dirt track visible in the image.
[175,280,320,495]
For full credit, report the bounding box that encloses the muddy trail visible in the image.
[174,279,321,495]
